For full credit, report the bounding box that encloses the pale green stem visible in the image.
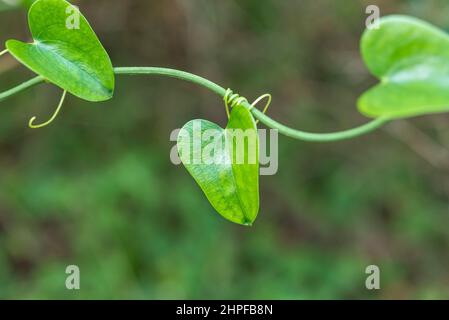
[0,76,45,102]
[0,67,389,141]
[251,109,388,142]
[113,67,389,142]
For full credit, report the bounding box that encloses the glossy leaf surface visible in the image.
[177,105,259,226]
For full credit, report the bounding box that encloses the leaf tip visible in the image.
[243,221,254,227]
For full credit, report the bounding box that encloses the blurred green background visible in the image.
[1,0,449,299]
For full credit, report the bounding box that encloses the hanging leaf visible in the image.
[358,15,449,119]
[5,0,114,101]
[177,105,259,226]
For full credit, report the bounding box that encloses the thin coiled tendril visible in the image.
[0,48,67,129]
[223,88,272,123]
[29,90,67,129]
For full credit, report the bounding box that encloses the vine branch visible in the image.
[0,67,389,141]
[0,75,45,102]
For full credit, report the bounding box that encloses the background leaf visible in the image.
[358,15,449,119]
[0,0,36,12]
[177,105,259,226]
[5,0,114,101]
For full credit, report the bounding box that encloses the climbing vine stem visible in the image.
[0,76,45,102]
[0,66,389,142]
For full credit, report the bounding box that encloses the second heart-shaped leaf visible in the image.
[5,0,114,101]
[358,15,449,119]
[177,105,259,226]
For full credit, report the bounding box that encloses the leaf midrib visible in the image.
[34,40,111,94]
[223,129,252,225]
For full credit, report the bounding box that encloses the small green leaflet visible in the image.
[6,0,114,101]
[358,15,449,119]
[177,105,259,226]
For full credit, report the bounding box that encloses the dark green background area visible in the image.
[0,0,448,299]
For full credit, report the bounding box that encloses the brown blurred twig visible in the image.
[385,120,449,171]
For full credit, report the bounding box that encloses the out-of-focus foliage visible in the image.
[0,0,449,299]
[359,15,449,119]
[0,0,36,11]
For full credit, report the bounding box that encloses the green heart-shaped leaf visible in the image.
[177,105,259,226]
[358,15,449,119]
[5,0,114,101]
